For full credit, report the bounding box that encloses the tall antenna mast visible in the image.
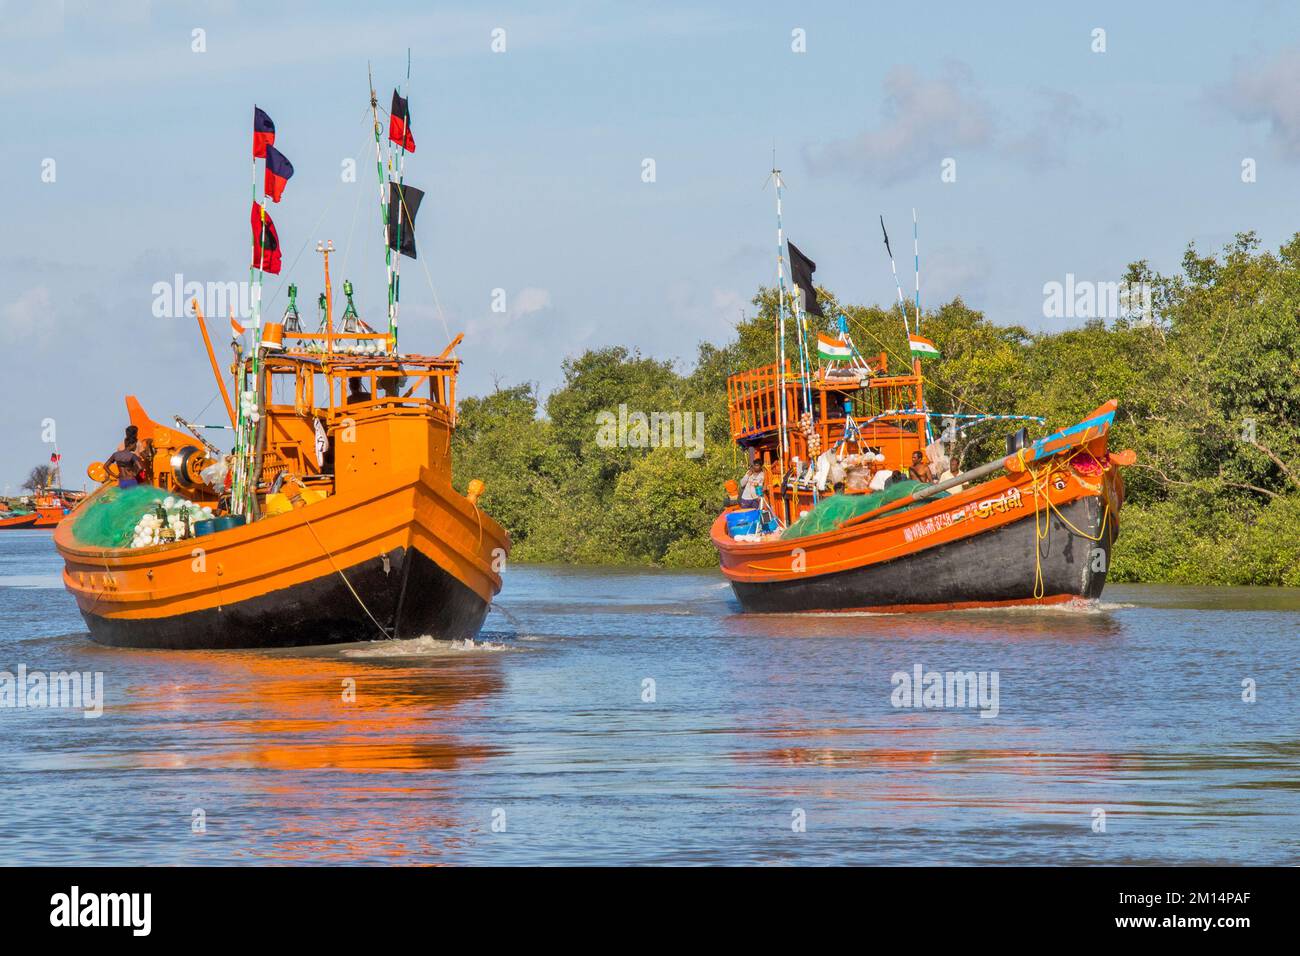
[389,49,413,355]
[368,62,397,354]
[912,207,921,333]
[769,153,790,466]
[880,215,911,338]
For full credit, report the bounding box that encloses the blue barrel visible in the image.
[214,515,246,532]
[725,509,762,536]
[193,515,247,537]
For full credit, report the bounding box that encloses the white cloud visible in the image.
[1215,47,1300,160]
[1003,90,1111,171]
[464,286,554,352]
[807,63,1106,183]
[508,286,552,320]
[806,61,995,184]
[2,287,53,341]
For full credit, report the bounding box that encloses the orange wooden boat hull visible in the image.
[54,467,509,649]
[32,504,69,528]
[0,512,38,529]
[713,432,1125,613]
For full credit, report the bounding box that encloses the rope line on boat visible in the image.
[1026,451,1112,599]
[301,518,393,640]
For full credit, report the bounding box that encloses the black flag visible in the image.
[880,215,893,258]
[787,240,823,317]
[386,183,425,259]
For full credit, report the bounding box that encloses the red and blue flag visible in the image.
[253,106,276,158]
[264,145,294,202]
[251,204,282,274]
[389,90,415,153]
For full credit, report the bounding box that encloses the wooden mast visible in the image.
[318,241,336,354]
[191,298,237,427]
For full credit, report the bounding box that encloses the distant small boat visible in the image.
[32,493,70,528]
[0,510,38,529]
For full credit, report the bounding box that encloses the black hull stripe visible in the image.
[731,496,1113,612]
[83,547,489,649]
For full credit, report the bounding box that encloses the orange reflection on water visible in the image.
[109,646,507,774]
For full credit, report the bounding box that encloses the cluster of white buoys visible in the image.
[130,497,214,548]
[239,389,260,424]
[335,342,386,355]
[799,412,822,458]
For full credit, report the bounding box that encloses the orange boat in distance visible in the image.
[54,83,509,649]
[33,488,74,528]
[712,182,1133,612]
[0,510,38,529]
[713,363,1131,612]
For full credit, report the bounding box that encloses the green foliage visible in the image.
[455,234,1300,583]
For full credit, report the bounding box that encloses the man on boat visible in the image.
[738,457,765,508]
[908,450,934,483]
[347,377,371,404]
[106,439,145,488]
[939,451,964,493]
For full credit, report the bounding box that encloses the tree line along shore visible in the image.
[452,233,1299,586]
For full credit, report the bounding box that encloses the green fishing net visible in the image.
[781,479,945,540]
[69,485,171,548]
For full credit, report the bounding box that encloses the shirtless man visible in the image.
[908,450,934,483]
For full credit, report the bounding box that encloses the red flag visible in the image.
[253,106,276,158]
[251,204,281,275]
[388,90,416,153]
[50,452,61,464]
[263,145,294,202]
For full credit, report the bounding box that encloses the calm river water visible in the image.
[0,529,1296,865]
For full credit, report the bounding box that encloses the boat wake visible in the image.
[0,574,65,590]
[340,635,510,658]
[951,597,1134,615]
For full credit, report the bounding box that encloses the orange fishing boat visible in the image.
[712,181,1132,612]
[0,509,38,529]
[54,82,509,649]
[713,357,1131,612]
[33,493,71,528]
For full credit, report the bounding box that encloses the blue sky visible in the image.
[2,0,1299,489]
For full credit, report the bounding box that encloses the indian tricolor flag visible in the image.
[817,333,852,361]
[908,333,941,359]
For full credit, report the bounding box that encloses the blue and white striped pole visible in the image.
[912,208,921,333]
[774,167,789,465]
[881,215,910,338]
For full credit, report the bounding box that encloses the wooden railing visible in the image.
[727,361,797,441]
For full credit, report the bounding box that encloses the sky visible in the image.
[2,0,1300,490]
